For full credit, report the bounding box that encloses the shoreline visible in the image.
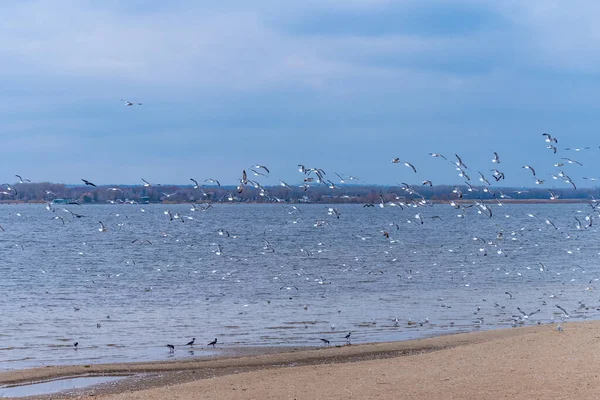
[0,322,576,399]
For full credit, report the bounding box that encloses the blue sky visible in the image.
[2,0,600,188]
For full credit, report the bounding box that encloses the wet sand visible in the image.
[2,322,598,399]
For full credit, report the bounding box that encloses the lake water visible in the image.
[1,202,597,370]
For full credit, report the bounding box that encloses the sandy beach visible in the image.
[2,321,600,399]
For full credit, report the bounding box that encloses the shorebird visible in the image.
[186,338,196,346]
[190,178,200,189]
[492,152,500,163]
[345,332,352,344]
[141,178,152,187]
[208,338,218,347]
[167,344,175,352]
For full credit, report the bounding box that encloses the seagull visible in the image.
[556,304,569,318]
[15,175,31,183]
[545,218,557,230]
[548,190,560,200]
[121,99,142,106]
[190,178,200,189]
[98,221,108,232]
[403,162,417,173]
[204,178,221,186]
[141,178,152,187]
[561,158,583,166]
[81,178,96,187]
[492,152,500,163]
[429,153,447,160]
[490,169,505,181]
[252,165,270,174]
[455,154,468,169]
[208,338,218,347]
[478,172,490,185]
[186,338,195,346]
[422,180,432,186]
[391,158,400,163]
[279,181,292,190]
[517,307,540,320]
[542,133,558,143]
[547,145,557,154]
[522,165,536,176]
[250,169,268,177]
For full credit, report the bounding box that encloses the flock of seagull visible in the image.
[5,131,600,365]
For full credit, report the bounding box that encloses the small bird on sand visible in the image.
[208,338,218,347]
[167,344,175,352]
[186,338,195,346]
[345,332,352,344]
[320,338,330,346]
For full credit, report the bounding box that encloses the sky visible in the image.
[2,0,600,188]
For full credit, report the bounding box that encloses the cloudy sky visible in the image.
[2,1,600,187]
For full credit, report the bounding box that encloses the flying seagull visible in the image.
[429,153,447,160]
[81,179,96,187]
[15,175,31,183]
[403,162,417,173]
[522,165,536,176]
[252,165,270,174]
[205,178,221,186]
[542,133,558,143]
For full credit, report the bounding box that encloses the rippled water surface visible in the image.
[1,203,598,370]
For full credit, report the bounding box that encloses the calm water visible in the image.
[1,202,598,370]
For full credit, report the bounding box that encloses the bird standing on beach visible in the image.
[186,338,195,346]
[167,344,175,353]
[345,332,352,344]
[208,338,218,347]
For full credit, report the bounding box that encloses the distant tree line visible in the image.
[0,182,597,204]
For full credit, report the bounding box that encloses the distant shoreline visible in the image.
[0,198,593,205]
